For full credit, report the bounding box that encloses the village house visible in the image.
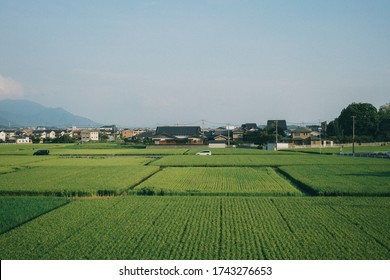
[121,128,145,139]
[233,128,244,141]
[81,130,99,142]
[121,130,133,139]
[289,127,312,146]
[153,126,204,145]
[15,136,32,144]
[0,131,6,142]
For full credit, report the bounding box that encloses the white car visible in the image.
[196,150,212,156]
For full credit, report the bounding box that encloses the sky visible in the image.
[0,0,389,127]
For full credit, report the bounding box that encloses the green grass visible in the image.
[0,196,388,260]
[0,197,70,234]
[133,167,302,196]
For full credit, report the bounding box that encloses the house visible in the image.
[81,130,99,142]
[48,131,56,139]
[0,131,6,142]
[121,130,133,139]
[290,127,312,145]
[134,131,154,141]
[99,125,116,137]
[233,128,244,141]
[33,130,47,139]
[241,123,259,132]
[153,126,204,145]
[16,136,32,144]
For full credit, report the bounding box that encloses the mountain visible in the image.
[0,99,101,128]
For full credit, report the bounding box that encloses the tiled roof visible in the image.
[155,126,201,136]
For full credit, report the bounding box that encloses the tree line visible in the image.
[326,102,390,143]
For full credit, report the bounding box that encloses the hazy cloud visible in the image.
[0,75,24,100]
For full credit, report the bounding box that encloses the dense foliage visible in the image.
[327,102,390,142]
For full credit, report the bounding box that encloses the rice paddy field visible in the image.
[0,143,389,260]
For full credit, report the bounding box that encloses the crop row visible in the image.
[133,167,301,196]
[0,196,388,260]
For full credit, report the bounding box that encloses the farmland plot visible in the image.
[0,156,52,174]
[133,167,302,196]
[151,154,389,167]
[0,196,388,260]
[0,157,159,196]
[279,164,390,196]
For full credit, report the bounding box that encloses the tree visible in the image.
[51,134,75,143]
[378,103,390,140]
[337,103,378,138]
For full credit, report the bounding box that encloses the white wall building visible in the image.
[16,137,32,144]
[0,131,6,142]
[81,130,99,142]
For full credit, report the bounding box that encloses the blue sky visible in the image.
[1,0,389,127]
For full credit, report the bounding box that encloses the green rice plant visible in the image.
[133,167,302,196]
[0,156,52,168]
[51,148,189,156]
[0,196,388,260]
[0,165,160,196]
[279,164,390,196]
[151,154,389,167]
[0,197,70,233]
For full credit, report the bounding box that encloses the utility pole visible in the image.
[352,116,356,154]
[227,123,230,146]
[275,120,278,144]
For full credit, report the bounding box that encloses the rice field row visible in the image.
[279,164,390,196]
[0,196,388,260]
[151,154,390,167]
[0,166,160,196]
[133,167,302,196]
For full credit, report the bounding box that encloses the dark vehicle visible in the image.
[33,150,50,156]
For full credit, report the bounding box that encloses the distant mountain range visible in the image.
[0,99,101,128]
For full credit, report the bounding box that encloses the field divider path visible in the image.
[0,199,71,235]
[274,167,318,196]
[269,198,295,235]
[121,167,165,195]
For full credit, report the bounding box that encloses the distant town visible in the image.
[0,121,330,150]
[1,102,389,149]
